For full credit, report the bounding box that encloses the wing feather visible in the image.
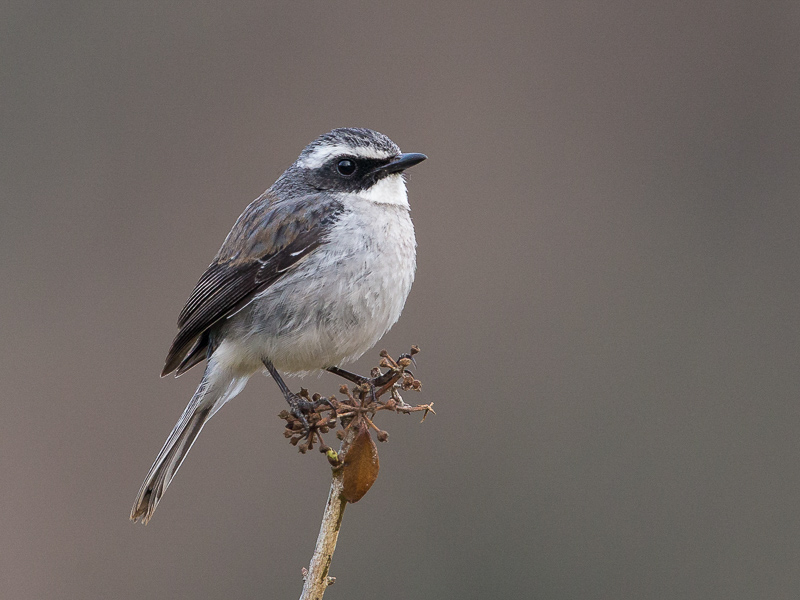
[162,193,343,377]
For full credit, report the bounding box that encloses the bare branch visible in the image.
[298,426,355,600]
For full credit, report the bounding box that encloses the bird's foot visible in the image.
[279,389,337,454]
[286,392,315,431]
[327,346,420,407]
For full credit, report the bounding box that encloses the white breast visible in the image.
[226,186,416,375]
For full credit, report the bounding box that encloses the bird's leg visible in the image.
[263,359,319,431]
[326,366,397,406]
[327,365,401,387]
[326,366,368,386]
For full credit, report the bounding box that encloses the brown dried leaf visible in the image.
[341,423,380,503]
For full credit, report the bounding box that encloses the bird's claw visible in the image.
[287,394,312,431]
[287,393,335,433]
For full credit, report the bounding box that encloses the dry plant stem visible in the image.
[292,346,427,599]
[299,425,357,600]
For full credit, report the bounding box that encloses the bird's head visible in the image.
[276,128,426,207]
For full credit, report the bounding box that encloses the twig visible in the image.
[299,426,356,600]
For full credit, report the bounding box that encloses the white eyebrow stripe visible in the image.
[297,144,393,169]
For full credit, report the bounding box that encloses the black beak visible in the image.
[372,152,427,175]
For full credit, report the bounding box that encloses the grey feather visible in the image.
[162,193,344,377]
[131,363,250,523]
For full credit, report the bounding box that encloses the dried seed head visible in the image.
[401,373,414,390]
[278,346,427,460]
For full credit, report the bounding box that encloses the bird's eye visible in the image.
[336,159,356,176]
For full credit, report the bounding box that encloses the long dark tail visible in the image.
[131,367,247,524]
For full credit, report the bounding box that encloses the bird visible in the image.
[131,128,426,524]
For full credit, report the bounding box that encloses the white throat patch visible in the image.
[358,174,409,207]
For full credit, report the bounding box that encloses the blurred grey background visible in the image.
[2,2,799,599]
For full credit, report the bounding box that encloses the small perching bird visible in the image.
[131,128,426,524]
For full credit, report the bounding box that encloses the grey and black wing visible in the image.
[161,195,343,377]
